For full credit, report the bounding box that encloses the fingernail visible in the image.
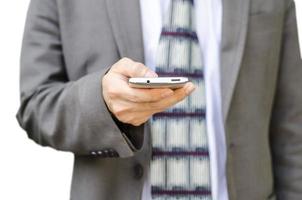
[145,70,158,78]
[161,90,174,98]
[185,83,195,95]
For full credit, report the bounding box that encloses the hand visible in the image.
[102,58,195,126]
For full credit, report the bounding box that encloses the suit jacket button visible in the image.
[114,151,119,157]
[111,150,119,157]
[108,149,118,157]
[133,163,144,180]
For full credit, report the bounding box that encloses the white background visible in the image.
[0,1,301,200]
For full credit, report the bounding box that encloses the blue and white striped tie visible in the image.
[150,0,212,199]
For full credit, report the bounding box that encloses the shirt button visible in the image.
[133,163,144,180]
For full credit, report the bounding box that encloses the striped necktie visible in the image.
[150,0,212,199]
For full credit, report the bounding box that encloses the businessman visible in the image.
[17,0,302,199]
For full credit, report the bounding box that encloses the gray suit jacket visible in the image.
[17,0,302,199]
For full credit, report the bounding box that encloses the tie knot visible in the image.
[162,0,196,31]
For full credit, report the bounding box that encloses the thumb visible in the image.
[112,58,158,78]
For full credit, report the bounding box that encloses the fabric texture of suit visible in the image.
[17,0,302,199]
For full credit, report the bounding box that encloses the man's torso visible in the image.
[54,0,288,199]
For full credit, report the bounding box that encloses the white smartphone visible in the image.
[128,77,189,89]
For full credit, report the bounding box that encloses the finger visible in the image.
[148,82,196,110]
[105,74,175,103]
[119,82,195,112]
[111,57,157,78]
[110,100,157,123]
[119,87,175,103]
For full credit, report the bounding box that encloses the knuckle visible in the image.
[111,105,119,115]
[121,57,131,63]
[105,101,114,112]
[132,120,144,127]
[110,62,119,71]
[125,116,137,125]
[112,58,132,71]
[132,122,141,127]
[114,113,124,122]
[114,107,134,121]
[102,74,110,85]
[122,117,131,124]
[111,105,124,116]
[107,87,118,99]
[116,109,126,117]
[135,62,145,69]
[134,63,147,74]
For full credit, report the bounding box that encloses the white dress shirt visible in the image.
[140,0,228,199]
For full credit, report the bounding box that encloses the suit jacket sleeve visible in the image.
[16,0,142,158]
[270,1,302,199]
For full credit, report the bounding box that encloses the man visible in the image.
[17,0,302,199]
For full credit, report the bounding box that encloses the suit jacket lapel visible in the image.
[220,0,250,122]
[105,0,144,63]
[105,0,146,146]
